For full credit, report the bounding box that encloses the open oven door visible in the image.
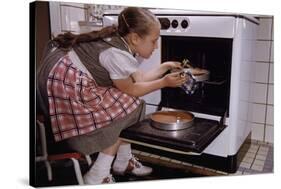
[119,112,227,154]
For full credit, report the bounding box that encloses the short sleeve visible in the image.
[99,47,140,79]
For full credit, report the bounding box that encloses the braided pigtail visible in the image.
[52,25,117,51]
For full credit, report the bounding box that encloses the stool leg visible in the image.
[44,160,52,181]
[70,158,84,185]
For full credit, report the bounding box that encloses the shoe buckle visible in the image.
[131,157,142,168]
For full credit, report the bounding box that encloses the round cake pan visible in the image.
[150,110,194,131]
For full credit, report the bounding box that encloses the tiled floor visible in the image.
[235,139,273,175]
[132,139,274,176]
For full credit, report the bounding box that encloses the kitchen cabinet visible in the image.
[49,2,87,37]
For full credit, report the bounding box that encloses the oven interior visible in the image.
[160,36,233,116]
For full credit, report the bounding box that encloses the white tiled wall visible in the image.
[250,16,274,143]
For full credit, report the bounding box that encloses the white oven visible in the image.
[103,9,258,173]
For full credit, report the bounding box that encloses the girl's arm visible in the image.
[132,61,182,82]
[113,72,186,97]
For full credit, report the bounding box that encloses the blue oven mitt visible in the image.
[181,71,198,95]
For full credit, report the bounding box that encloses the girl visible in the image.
[37,7,187,185]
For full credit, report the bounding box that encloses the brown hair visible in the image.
[52,25,117,51]
[118,7,159,37]
[52,7,159,50]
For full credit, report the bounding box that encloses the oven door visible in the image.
[120,113,226,154]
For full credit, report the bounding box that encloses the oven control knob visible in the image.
[158,18,170,30]
[181,20,189,29]
[171,20,178,28]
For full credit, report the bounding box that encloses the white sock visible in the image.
[113,144,133,170]
[116,143,133,161]
[88,152,114,178]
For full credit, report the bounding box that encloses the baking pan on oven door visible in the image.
[150,110,195,131]
[120,115,227,153]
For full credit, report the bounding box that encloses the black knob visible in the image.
[181,20,189,29]
[171,20,178,28]
[158,18,170,30]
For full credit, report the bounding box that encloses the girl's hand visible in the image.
[162,61,182,71]
[162,72,188,88]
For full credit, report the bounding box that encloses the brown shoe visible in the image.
[102,175,115,183]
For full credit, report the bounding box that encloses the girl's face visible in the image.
[133,25,160,59]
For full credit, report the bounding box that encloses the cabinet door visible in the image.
[49,2,86,37]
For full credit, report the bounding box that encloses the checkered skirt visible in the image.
[47,55,140,141]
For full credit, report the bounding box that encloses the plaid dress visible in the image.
[47,55,140,142]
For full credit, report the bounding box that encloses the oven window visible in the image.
[161,36,233,116]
